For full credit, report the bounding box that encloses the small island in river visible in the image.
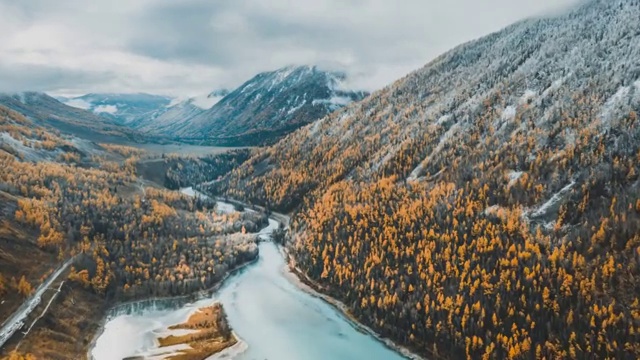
[153,303,237,360]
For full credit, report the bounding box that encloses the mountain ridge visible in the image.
[144,65,368,146]
[62,93,173,127]
[0,92,149,143]
[206,0,640,358]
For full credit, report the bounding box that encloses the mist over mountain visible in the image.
[138,65,368,146]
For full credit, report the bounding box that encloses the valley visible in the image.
[0,107,265,359]
[1,0,640,359]
[91,212,412,360]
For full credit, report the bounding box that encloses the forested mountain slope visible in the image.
[152,66,367,146]
[0,92,148,143]
[207,0,640,358]
[0,106,264,358]
[134,89,230,132]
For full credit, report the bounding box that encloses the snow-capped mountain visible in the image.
[142,66,368,146]
[212,0,640,358]
[135,89,230,132]
[63,93,172,126]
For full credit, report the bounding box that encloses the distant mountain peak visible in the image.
[61,93,172,126]
[140,65,369,146]
[208,89,230,98]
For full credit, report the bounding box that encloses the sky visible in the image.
[0,0,582,97]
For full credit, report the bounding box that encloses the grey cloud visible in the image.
[0,64,114,93]
[0,0,583,95]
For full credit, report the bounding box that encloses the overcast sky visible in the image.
[0,0,581,97]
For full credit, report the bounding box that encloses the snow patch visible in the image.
[600,85,631,125]
[436,114,451,125]
[0,132,42,161]
[502,106,517,121]
[519,90,537,104]
[93,105,118,114]
[484,205,508,218]
[405,123,461,181]
[286,102,304,115]
[432,123,460,156]
[540,76,568,100]
[269,67,297,91]
[308,118,325,137]
[407,163,425,182]
[530,181,575,218]
[508,171,524,186]
[216,201,236,214]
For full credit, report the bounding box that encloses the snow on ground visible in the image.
[540,76,569,101]
[0,132,44,161]
[93,105,118,114]
[502,106,517,121]
[530,180,576,218]
[180,187,197,197]
[64,98,92,110]
[308,118,326,137]
[508,171,524,186]
[216,202,236,214]
[428,123,461,160]
[286,102,304,115]
[484,205,509,219]
[519,89,538,104]
[436,114,451,125]
[407,163,425,182]
[371,144,401,172]
[67,137,104,156]
[404,123,461,181]
[268,67,297,91]
[600,85,631,125]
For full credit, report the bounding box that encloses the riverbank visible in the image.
[218,197,425,360]
[89,197,415,360]
[155,303,237,360]
[87,254,259,359]
[282,247,429,360]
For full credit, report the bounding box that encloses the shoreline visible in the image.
[86,254,259,360]
[209,331,248,360]
[280,246,428,360]
[87,197,425,360]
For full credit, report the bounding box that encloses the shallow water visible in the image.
[92,219,405,360]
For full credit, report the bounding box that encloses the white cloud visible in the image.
[93,104,118,114]
[0,0,582,96]
[64,98,92,110]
